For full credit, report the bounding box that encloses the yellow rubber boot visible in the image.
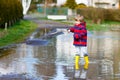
[84,56,89,69]
[75,54,80,70]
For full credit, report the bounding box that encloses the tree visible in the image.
[119,0,120,9]
[76,3,87,9]
[65,0,77,9]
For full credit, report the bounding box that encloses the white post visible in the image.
[5,22,7,31]
[68,9,73,16]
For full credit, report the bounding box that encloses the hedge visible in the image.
[0,0,23,28]
[77,8,120,24]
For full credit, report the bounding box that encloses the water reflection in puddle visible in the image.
[0,28,120,80]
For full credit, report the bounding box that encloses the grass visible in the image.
[86,20,120,31]
[0,20,37,46]
[57,19,120,31]
[86,22,108,31]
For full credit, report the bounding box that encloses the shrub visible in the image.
[0,0,23,28]
[64,0,77,9]
[77,8,104,24]
[104,9,120,21]
[76,3,87,9]
[77,8,120,24]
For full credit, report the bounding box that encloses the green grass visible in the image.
[86,20,120,31]
[0,20,37,46]
[86,22,108,31]
[103,20,120,24]
[57,19,120,31]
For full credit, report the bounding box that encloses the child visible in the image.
[68,15,89,70]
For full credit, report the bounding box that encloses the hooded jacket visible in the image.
[70,22,87,46]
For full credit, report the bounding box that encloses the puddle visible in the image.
[0,28,120,80]
[26,39,49,46]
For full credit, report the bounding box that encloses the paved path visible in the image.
[24,14,70,28]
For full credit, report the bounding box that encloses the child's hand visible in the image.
[67,29,70,33]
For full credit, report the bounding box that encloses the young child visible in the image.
[68,15,89,71]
